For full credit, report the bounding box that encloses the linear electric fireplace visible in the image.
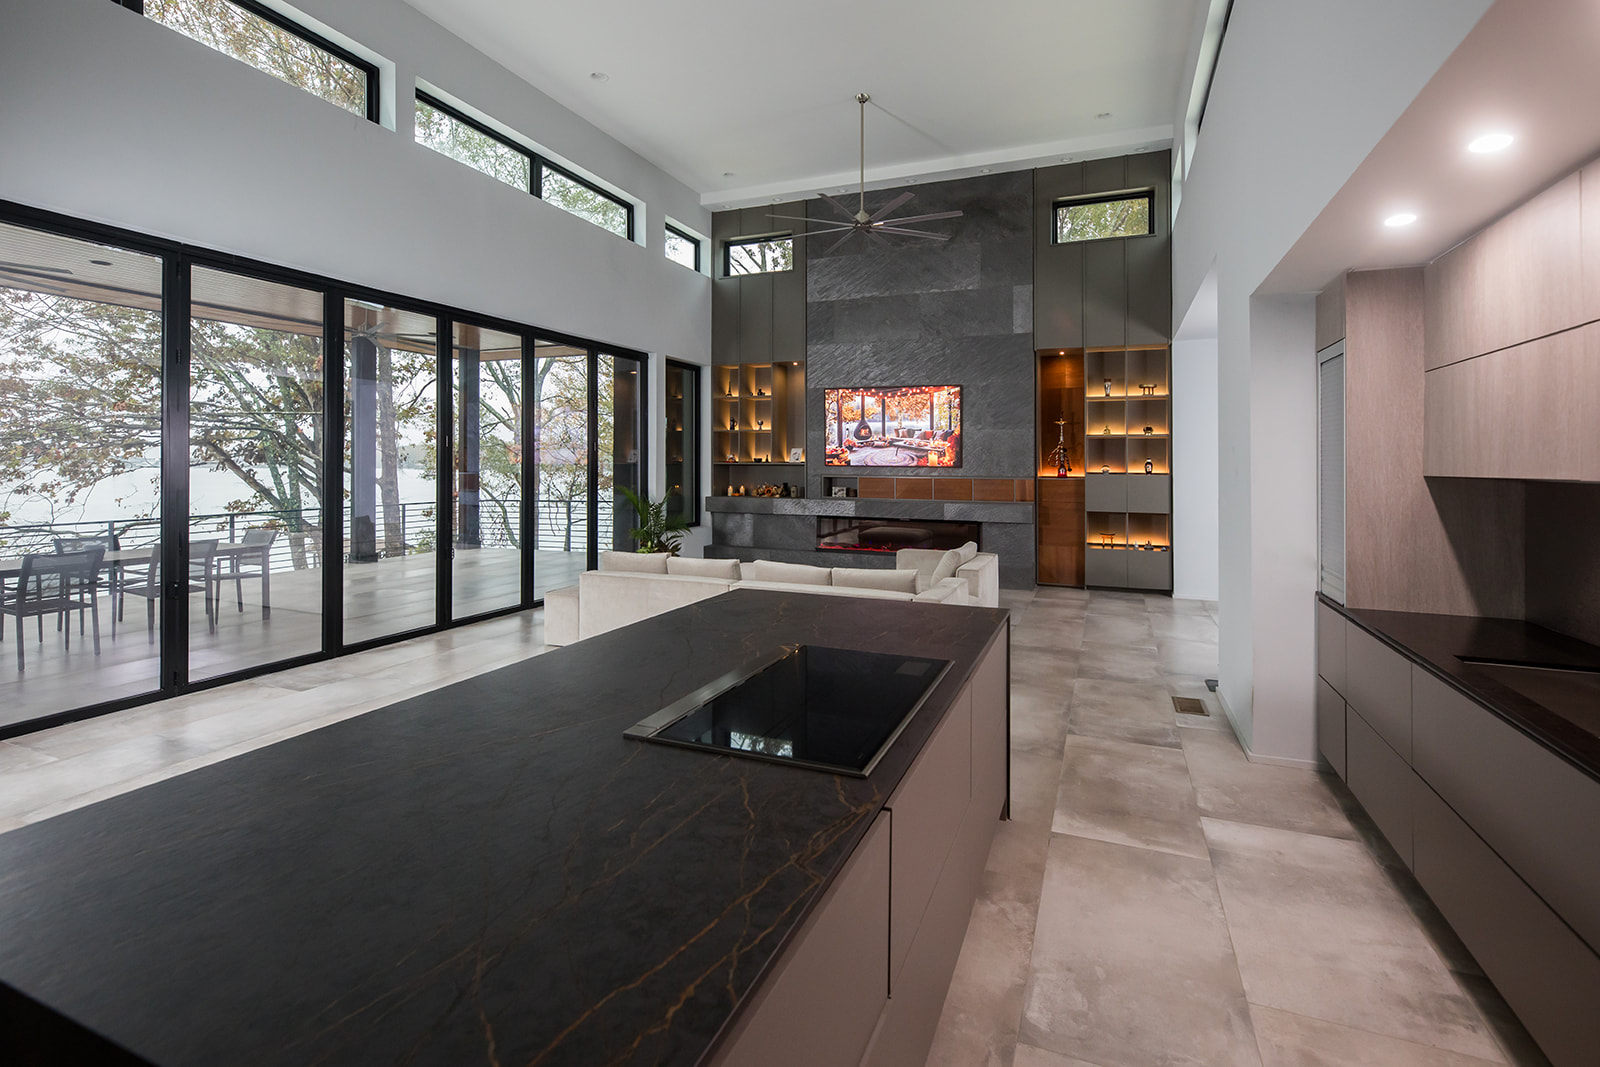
[817,517,979,554]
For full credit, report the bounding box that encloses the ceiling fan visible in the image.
[768,93,962,253]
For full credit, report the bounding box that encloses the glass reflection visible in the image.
[451,323,523,619]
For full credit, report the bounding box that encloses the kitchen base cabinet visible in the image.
[1344,627,1412,761]
[1346,709,1416,868]
[1414,783,1600,1067]
[1316,677,1346,780]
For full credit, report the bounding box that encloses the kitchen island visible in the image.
[0,589,1009,1067]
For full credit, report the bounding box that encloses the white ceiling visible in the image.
[1263,0,1600,294]
[401,0,1201,208]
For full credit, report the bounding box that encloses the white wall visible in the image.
[1172,337,1218,601]
[1,0,716,517]
[1169,0,1491,761]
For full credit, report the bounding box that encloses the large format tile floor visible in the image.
[926,586,1550,1067]
[0,587,1553,1066]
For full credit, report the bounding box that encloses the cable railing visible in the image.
[0,496,617,571]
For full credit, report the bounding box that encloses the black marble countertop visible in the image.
[1324,596,1600,781]
[0,590,1009,1066]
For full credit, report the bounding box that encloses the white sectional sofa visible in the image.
[543,543,999,646]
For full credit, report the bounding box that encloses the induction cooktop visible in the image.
[624,645,952,776]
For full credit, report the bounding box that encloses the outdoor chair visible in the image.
[117,539,221,642]
[53,535,116,635]
[1,548,105,672]
[229,528,277,616]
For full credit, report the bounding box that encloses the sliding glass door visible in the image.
[531,338,589,598]
[601,351,645,552]
[451,323,524,619]
[342,299,439,645]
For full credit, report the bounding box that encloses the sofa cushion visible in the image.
[954,540,979,565]
[740,559,832,586]
[831,567,919,594]
[599,549,669,574]
[667,556,741,580]
[929,548,963,585]
[734,580,912,601]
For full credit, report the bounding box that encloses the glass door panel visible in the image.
[188,266,325,681]
[664,361,699,526]
[451,323,523,619]
[603,352,644,551]
[343,300,438,644]
[530,338,590,599]
[0,221,164,727]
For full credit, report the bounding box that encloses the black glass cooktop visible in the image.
[625,645,952,776]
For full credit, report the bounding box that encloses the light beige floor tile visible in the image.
[1011,685,1072,759]
[1082,593,1149,619]
[1253,1005,1507,1066]
[1158,636,1221,677]
[1014,1043,1109,1067]
[0,733,212,817]
[1182,728,1356,839]
[1150,612,1220,642]
[1067,678,1181,748]
[1011,622,1084,656]
[1204,818,1504,1062]
[1053,735,1208,859]
[0,740,58,773]
[1011,649,1080,689]
[1020,834,1261,1067]
[1076,644,1165,685]
[1144,595,1213,616]
[1081,613,1156,650]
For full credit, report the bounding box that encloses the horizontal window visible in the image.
[1053,191,1154,244]
[413,89,633,241]
[726,236,792,277]
[415,92,531,191]
[139,0,376,121]
[541,166,631,239]
[665,225,700,271]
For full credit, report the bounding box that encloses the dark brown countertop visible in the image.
[1324,596,1600,782]
[0,590,1009,1066]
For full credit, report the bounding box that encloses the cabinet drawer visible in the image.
[1347,709,1414,867]
[886,690,971,990]
[1316,600,1346,695]
[1084,547,1127,587]
[1124,550,1171,591]
[1126,474,1170,514]
[1344,626,1411,761]
[1414,782,1600,1067]
[1316,677,1346,780]
[970,638,1009,820]
[1084,473,1127,512]
[1412,667,1600,954]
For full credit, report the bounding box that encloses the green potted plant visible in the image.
[618,486,690,556]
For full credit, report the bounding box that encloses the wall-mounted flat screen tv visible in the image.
[823,385,962,467]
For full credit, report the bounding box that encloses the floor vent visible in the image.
[1172,696,1209,717]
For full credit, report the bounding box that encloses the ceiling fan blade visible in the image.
[0,261,73,275]
[868,191,915,221]
[871,210,964,227]
[790,223,856,238]
[866,230,891,248]
[825,230,861,254]
[872,227,952,241]
[818,193,859,221]
[765,213,821,224]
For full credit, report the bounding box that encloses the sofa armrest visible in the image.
[956,553,1000,608]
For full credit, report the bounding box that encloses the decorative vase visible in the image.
[1144,426,1154,436]
[1101,464,1110,474]
[1104,378,1112,397]
[1144,458,1154,474]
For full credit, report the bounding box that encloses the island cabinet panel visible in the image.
[887,687,973,988]
[970,636,1010,820]
[1344,627,1411,761]
[1413,782,1600,1067]
[1412,667,1600,954]
[1346,709,1415,868]
[710,811,891,1067]
[1316,599,1347,695]
[1585,159,1600,324]
[1424,172,1585,371]
[1423,324,1600,481]
[1316,677,1347,780]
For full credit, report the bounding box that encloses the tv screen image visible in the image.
[823,385,962,467]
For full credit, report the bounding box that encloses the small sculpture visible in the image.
[1144,426,1154,436]
[1104,378,1112,397]
[1144,458,1154,474]
[1101,464,1110,474]
[1048,416,1072,477]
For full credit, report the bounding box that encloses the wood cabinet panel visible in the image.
[1347,709,1415,867]
[1316,274,1346,352]
[1584,160,1600,324]
[1423,324,1600,480]
[711,811,890,1067]
[1036,478,1084,586]
[1411,666,1600,954]
[1424,173,1584,370]
[1124,549,1171,591]
[1125,473,1170,514]
[1344,627,1411,761]
[970,637,1010,820]
[1084,472,1126,512]
[739,276,773,364]
[1084,239,1128,349]
[1084,546,1127,587]
[1316,600,1347,696]
[1413,782,1600,1067]
[1316,677,1346,780]
[886,687,972,989]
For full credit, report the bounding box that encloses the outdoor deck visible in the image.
[1,549,585,731]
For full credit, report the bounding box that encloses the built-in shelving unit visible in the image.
[1082,345,1172,590]
[712,361,806,496]
[1036,350,1086,586]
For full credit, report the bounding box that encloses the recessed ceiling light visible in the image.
[979,167,992,174]
[1096,112,1112,119]
[1384,212,1418,228]
[589,72,609,81]
[1468,132,1514,154]
[771,196,782,202]
[90,259,112,266]
[722,171,735,178]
